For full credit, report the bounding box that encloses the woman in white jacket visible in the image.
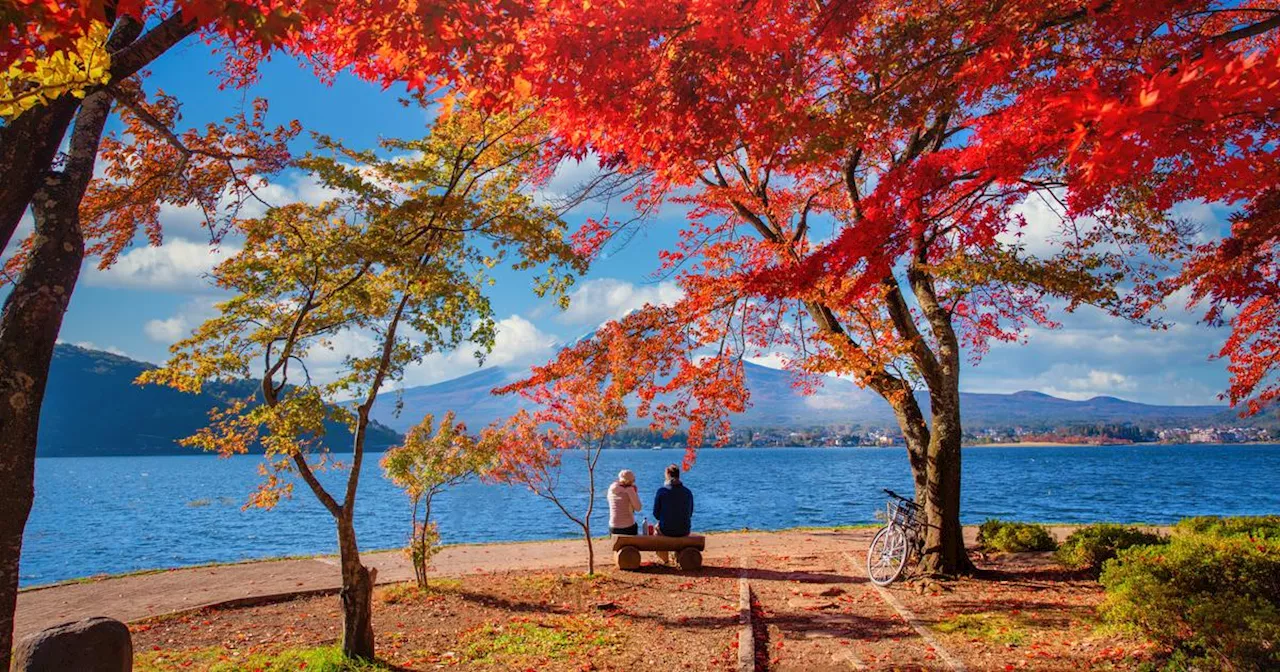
[608,469,643,535]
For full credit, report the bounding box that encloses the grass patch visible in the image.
[378,578,462,604]
[136,645,390,671]
[460,615,622,665]
[934,612,1029,646]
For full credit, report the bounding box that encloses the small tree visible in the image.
[484,376,627,575]
[139,105,582,659]
[381,412,492,588]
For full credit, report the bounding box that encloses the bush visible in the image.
[1054,524,1166,576]
[1100,532,1280,671]
[1174,515,1280,541]
[977,519,1058,552]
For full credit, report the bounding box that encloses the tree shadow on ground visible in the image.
[627,562,864,585]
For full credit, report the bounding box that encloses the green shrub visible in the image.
[1174,515,1280,541]
[1054,524,1166,575]
[1100,533,1280,671]
[977,519,1058,552]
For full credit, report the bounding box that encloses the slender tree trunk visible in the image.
[414,497,429,589]
[337,514,376,660]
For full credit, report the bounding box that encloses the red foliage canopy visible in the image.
[396,1,1280,450]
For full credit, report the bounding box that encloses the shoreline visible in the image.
[20,521,1183,593]
[32,441,1280,458]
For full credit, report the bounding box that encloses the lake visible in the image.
[21,444,1280,586]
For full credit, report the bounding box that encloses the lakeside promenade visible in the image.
[17,526,936,639]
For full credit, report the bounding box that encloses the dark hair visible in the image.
[665,464,681,481]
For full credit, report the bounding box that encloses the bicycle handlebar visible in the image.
[882,488,921,507]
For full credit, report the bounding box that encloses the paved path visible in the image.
[15,528,886,641]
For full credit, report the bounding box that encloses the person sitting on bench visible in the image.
[651,464,694,563]
[608,469,642,536]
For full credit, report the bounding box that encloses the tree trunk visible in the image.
[337,515,376,660]
[584,522,595,576]
[916,406,973,576]
[0,202,83,671]
[0,99,79,254]
[883,376,973,577]
[916,362,975,577]
[0,87,119,670]
[888,391,931,504]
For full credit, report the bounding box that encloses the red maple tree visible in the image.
[379,0,1280,575]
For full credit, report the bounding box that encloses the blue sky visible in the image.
[8,42,1240,406]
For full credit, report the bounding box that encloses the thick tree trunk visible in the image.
[0,205,83,671]
[887,392,931,504]
[0,87,118,670]
[0,100,79,254]
[337,516,376,660]
[917,401,973,576]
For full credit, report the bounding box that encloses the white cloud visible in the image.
[86,238,238,292]
[1063,369,1138,395]
[280,314,561,391]
[555,278,684,326]
[999,192,1072,257]
[536,155,607,207]
[143,298,220,345]
[401,315,560,387]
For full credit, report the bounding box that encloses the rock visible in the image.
[12,616,132,672]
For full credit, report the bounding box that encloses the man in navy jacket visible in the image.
[653,464,694,538]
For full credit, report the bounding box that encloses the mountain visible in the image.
[38,344,399,457]
[368,366,531,432]
[372,360,1235,432]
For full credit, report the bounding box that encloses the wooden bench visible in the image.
[611,534,705,571]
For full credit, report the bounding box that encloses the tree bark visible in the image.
[0,184,85,672]
[337,515,376,660]
[906,259,976,577]
[916,389,973,576]
[0,100,79,254]
[0,84,119,669]
[886,391,931,504]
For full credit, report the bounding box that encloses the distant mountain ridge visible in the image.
[40,344,1246,458]
[39,344,399,457]
[368,360,1235,433]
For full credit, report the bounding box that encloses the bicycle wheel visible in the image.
[866,525,909,586]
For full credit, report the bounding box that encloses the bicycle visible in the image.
[865,488,925,586]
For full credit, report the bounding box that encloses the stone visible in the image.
[12,616,132,672]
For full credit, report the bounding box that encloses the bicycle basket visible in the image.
[886,499,923,530]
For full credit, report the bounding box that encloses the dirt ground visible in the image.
[133,559,745,671]
[131,540,1155,672]
[893,551,1155,671]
